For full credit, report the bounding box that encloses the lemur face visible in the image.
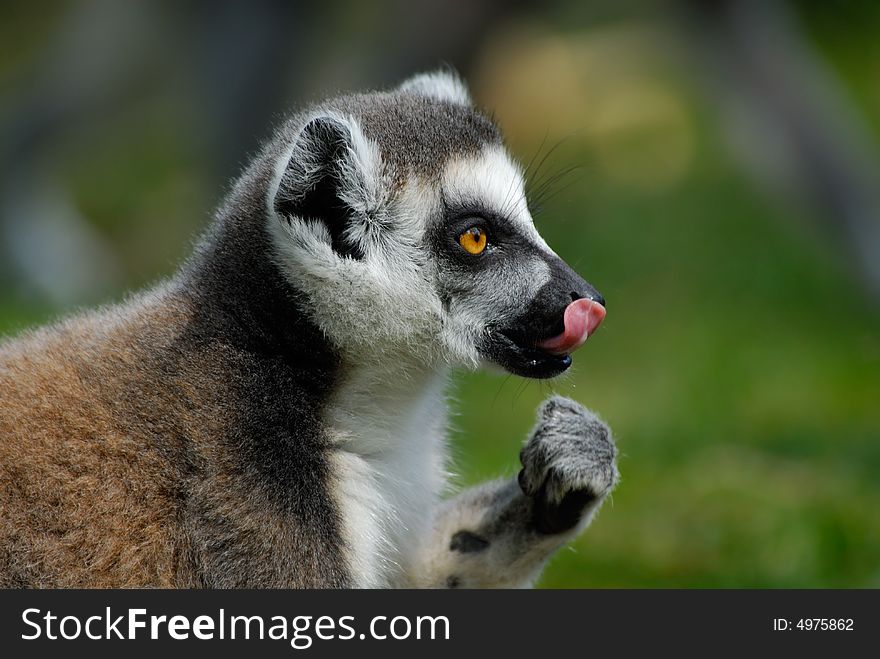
[268,72,605,378]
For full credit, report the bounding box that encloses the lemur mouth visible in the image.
[490,299,606,379]
[535,298,605,356]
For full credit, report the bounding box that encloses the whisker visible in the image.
[522,128,550,183]
[492,374,513,408]
[530,164,584,211]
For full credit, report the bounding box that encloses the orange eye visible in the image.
[458,226,488,255]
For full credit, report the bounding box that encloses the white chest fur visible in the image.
[325,363,450,587]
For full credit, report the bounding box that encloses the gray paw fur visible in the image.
[518,396,618,534]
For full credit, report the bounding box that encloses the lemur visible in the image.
[0,72,618,588]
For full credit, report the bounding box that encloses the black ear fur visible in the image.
[275,116,364,259]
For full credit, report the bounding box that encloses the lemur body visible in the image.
[0,73,617,588]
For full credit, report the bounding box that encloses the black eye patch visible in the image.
[441,199,524,248]
[434,204,536,265]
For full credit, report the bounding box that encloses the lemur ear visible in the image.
[398,70,472,106]
[274,115,373,259]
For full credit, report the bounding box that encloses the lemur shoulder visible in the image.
[0,72,618,588]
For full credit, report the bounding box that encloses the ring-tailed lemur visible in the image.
[0,71,617,588]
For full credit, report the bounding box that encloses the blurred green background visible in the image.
[2,1,879,587]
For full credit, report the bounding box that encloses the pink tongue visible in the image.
[536,298,606,356]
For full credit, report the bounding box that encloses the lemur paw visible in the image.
[518,396,618,535]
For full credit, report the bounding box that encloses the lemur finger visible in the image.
[536,395,591,426]
[538,396,612,439]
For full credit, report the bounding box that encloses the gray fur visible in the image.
[334,93,500,177]
[270,85,501,194]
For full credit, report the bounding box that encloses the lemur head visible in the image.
[265,71,605,378]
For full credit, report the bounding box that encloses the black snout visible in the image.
[477,244,606,378]
[482,253,604,378]
[544,254,605,315]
